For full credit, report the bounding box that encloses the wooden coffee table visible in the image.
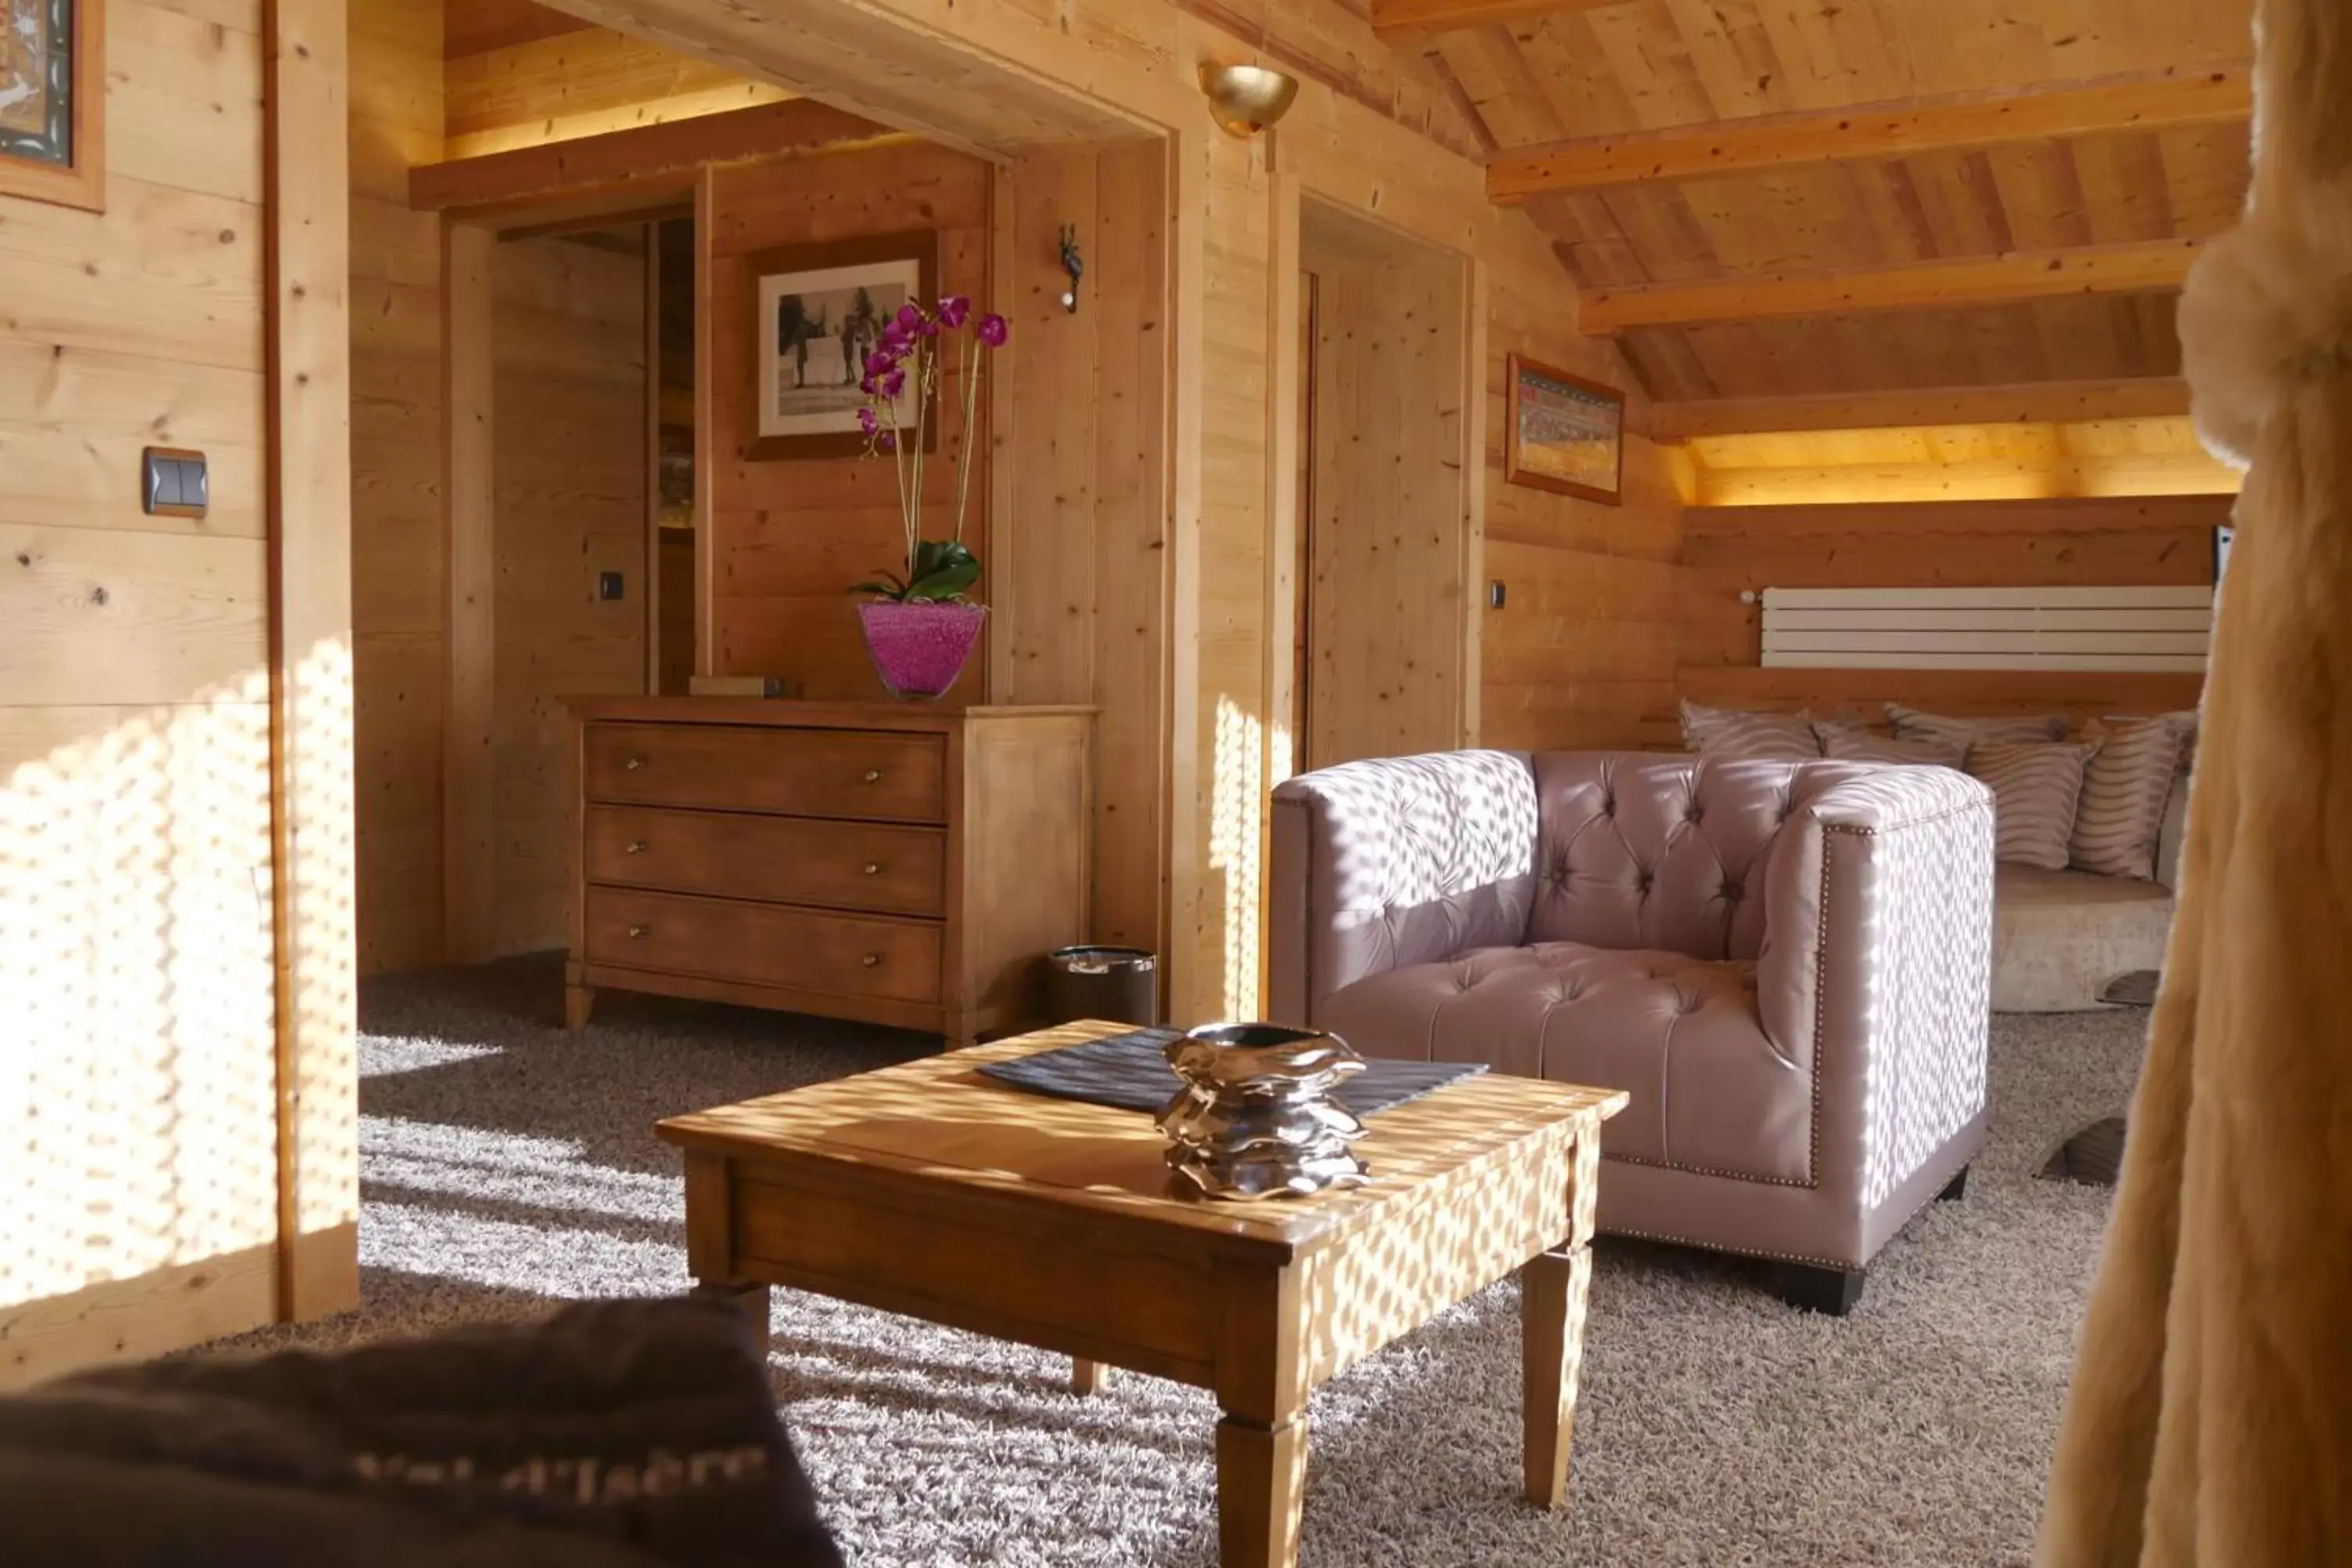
[657,1022,1626,1567]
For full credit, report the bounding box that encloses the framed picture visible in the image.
[1,0,103,212]
[743,230,937,462]
[1504,354,1624,505]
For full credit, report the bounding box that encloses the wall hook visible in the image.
[1058,224,1084,314]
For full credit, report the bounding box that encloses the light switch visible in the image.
[1488,580,1506,609]
[142,447,208,520]
[598,571,626,601]
[179,456,208,514]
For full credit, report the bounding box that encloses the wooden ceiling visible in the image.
[1390,0,2255,416]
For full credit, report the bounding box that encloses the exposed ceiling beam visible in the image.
[1371,0,1624,42]
[1578,239,2204,334]
[1650,378,2194,441]
[409,99,901,222]
[1490,67,2250,203]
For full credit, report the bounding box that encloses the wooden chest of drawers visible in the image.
[564,699,1094,1047]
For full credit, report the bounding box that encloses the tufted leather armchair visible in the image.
[1269,751,1994,1313]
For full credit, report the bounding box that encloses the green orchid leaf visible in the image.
[848,569,910,600]
[899,539,980,602]
[909,539,978,580]
[904,558,981,601]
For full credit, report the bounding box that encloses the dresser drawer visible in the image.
[586,806,946,916]
[583,724,947,822]
[585,888,942,1004]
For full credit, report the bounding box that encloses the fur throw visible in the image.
[2035,0,2352,1562]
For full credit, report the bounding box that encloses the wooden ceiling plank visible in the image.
[1371,0,1629,43]
[1651,377,2193,439]
[1577,237,2202,333]
[1488,65,2250,203]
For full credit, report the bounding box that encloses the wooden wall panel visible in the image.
[1480,398,1689,752]
[1176,135,1276,1022]
[994,143,1171,960]
[707,142,993,700]
[350,0,445,974]
[1680,495,2226,671]
[0,0,283,1381]
[1301,223,1472,768]
[488,232,650,955]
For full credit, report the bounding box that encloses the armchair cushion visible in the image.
[1319,943,1808,1182]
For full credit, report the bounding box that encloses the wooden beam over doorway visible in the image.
[1490,67,2251,202]
[1577,238,2205,334]
[409,99,901,223]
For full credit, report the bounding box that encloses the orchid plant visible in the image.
[848,295,1010,603]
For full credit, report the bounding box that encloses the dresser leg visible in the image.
[564,982,597,1030]
[1070,1358,1113,1396]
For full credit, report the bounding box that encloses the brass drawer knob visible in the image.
[627,924,649,938]
[625,840,648,855]
[861,953,882,967]
[862,862,881,876]
[624,756,646,772]
[862,768,883,783]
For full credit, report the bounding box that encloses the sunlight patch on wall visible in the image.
[0,679,281,1309]
[288,633,360,1240]
[1210,695,1263,1021]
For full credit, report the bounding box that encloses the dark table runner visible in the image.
[978,1028,1485,1116]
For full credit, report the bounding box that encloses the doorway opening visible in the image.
[1293,199,1475,771]
[480,218,671,956]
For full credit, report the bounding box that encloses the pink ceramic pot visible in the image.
[857,601,986,699]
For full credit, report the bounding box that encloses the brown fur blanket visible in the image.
[2034,0,2352,1561]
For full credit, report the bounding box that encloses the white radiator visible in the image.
[1759,586,2213,672]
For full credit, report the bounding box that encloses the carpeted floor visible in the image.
[219,956,2144,1567]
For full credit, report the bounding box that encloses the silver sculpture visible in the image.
[1157,1023,1371,1200]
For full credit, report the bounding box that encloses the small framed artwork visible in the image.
[1,0,104,212]
[743,230,938,462]
[1505,354,1624,505]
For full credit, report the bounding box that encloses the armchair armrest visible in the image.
[1269,751,1539,1026]
[1759,766,1996,1236]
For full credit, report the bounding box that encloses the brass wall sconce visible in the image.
[1199,63,1300,138]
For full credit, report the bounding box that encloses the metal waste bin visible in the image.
[1045,946,1159,1027]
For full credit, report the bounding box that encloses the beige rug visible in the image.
[220,957,2140,1567]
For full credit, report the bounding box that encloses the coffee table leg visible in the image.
[1521,1243,1593,1508]
[695,1280,772,1360]
[1216,1412,1308,1568]
[1070,1358,1113,1396]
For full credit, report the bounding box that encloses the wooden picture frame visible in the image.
[742,229,938,462]
[1504,353,1623,506]
[0,0,104,212]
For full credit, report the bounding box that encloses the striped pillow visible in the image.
[1679,701,1823,761]
[2071,717,2187,879]
[1967,741,2100,870]
[1817,724,1965,768]
[1886,705,2072,750]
